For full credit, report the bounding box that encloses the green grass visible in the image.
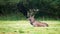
[0,20,60,34]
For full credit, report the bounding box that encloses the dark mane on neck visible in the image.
[29,19,35,25]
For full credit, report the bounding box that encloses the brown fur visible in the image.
[28,16,48,27]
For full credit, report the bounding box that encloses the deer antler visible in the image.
[27,8,39,18]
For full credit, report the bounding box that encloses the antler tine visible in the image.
[28,8,39,18]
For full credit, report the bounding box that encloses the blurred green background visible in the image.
[0,0,60,20]
[0,0,60,34]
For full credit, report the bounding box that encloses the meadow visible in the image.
[0,0,60,34]
[0,20,60,34]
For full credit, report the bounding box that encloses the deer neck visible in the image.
[29,18,35,24]
[29,19,35,25]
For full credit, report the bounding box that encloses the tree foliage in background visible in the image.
[0,0,60,20]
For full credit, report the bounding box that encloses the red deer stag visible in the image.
[28,9,48,27]
[28,16,48,27]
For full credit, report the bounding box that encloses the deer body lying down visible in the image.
[28,16,48,27]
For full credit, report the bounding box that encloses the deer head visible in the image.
[28,15,35,25]
[28,8,39,24]
[28,16,35,22]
